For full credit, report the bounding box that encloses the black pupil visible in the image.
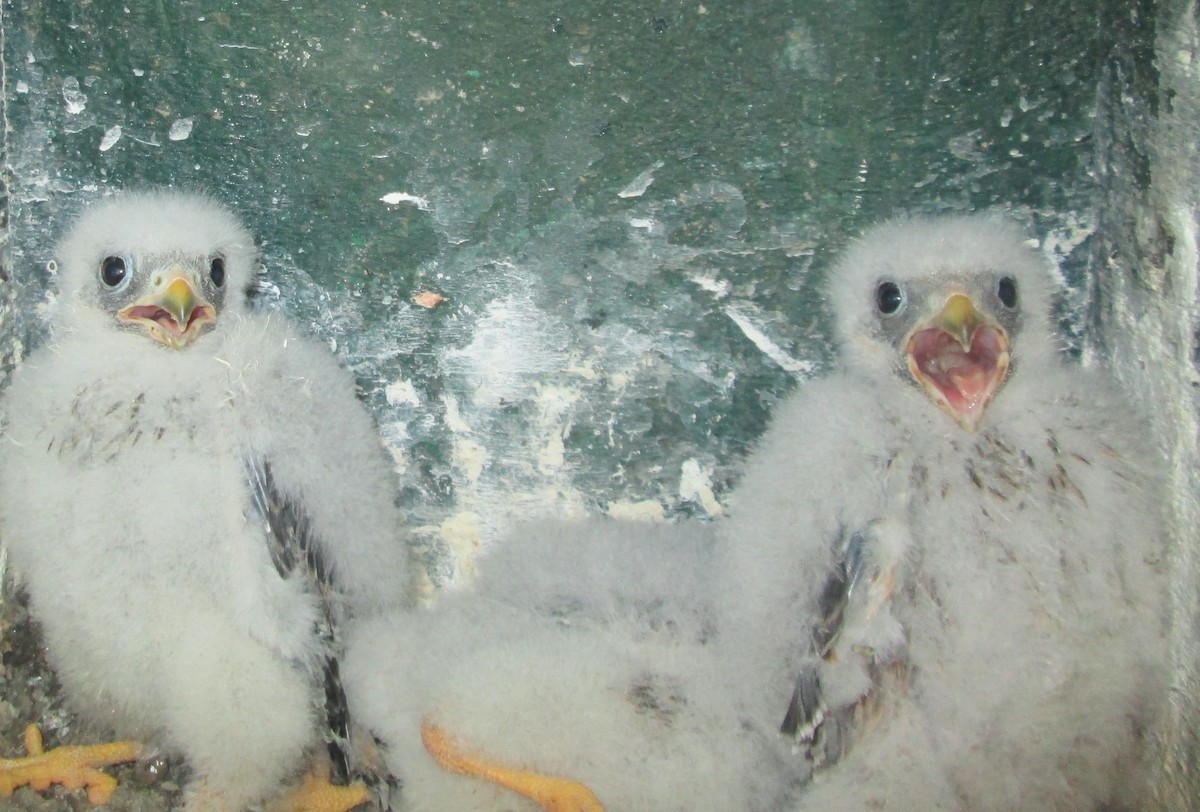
[100,256,127,287]
[209,257,226,287]
[876,281,904,314]
[997,276,1018,308]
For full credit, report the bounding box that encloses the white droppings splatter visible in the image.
[688,273,732,299]
[384,441,408,473]
[443,293,564,407]
[724,303,815,378]
[380,191,433,210]
[532,384,579,473]
[98,126,123,152]
[385,379,421,407]
[62,76,87,114]
[168,117,194,141]
[606,500,666,522]
[536,434,566,472]
[618,160,665,198]
[679,458,722,516]
[439,511,483,578]
[453,438,488,484]
[443,394,473,433]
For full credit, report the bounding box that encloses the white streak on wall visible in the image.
[725,303,816,378]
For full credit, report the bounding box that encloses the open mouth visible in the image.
[905,305,1010,430]
[116,276,217,349]
[119,304,215,342]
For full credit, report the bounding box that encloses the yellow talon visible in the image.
[0,723,142,805]
[269,767,371,812]
[421,718,606,812]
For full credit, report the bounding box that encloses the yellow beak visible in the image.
[936,293,980,350]
[158,278,197,329]
[116,269,217,349]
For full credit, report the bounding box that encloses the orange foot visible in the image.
[421,718,605,812]
[0,723,142,804]
[268,766,370,812]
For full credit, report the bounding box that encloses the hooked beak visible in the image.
[904,293,1010,430]
[117,269,217,349]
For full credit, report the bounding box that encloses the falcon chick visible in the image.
[342,518,793,812]
[717,214,1169,809]
[0,191,410,810]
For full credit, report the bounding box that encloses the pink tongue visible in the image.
[948,364,989,401]
[155,313,185,338]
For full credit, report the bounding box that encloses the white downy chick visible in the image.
[716,214,1169,810]
[0,190,410,811]
[344,518,794,812]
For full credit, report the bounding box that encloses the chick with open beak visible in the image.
[106,254,225,349]
[904,291,1011,430]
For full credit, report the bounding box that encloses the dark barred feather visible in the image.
[781,528,907,770]
[241,454,355,787]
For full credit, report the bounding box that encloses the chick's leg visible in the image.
[421,718,605,812]
[0,724,142,805]
[267,759,370,812]
[166,608,347,812]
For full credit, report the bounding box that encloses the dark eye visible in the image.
[209,256,226,288]
[875,280,906,315]
[997,275,1018,309]
[100,255,128,288]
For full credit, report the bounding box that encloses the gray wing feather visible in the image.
[240,453,354,786]
[781,529,869,734]
[781,528,879,768]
